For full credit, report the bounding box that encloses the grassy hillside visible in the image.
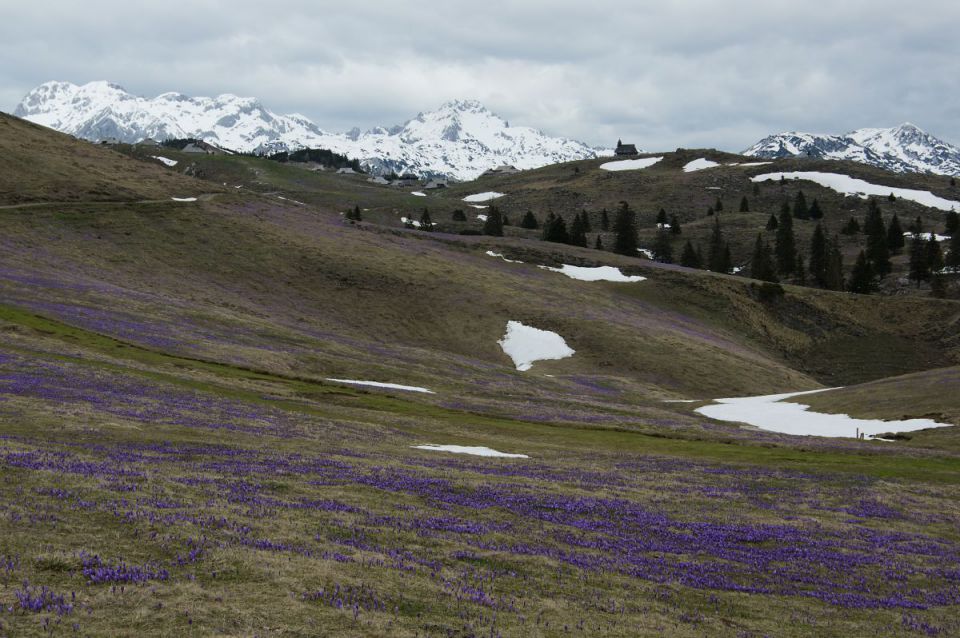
[2,115,959,636]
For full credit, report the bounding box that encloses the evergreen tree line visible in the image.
[270,148,363,172]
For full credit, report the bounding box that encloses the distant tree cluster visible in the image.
[269,148,362,172]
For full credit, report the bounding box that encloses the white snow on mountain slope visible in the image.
[14,81,610,180]
[744,123,960,176]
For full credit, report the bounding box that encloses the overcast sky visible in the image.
[3,1,959,151]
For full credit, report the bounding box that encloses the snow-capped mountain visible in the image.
[743,123,960,176]
[14,81,610,180]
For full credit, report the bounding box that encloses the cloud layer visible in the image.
[3,0,958,151]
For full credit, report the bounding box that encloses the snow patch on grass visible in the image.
[599,157,663,172]
[170,197,197,202]
[151,156,177,167]
[498,321,574,372]
[325,379,435,394]
[411,191,427,197]
[696,388,952,438]
[486,251,523,263]
[683,158,720,172]
[906,232,949,242]
[463,192,505,202]
[411,444,529,458]
[752,172,960,212]
[539,264,646,282]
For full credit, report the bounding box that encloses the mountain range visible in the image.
[743,123,960,176]
[13,81,610,180]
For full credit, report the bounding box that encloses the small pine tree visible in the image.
[714,198,724,213]
[947,230,960,267]
[841,217,861,235]
[775,206,796,276]
[669,214,681,235]
[569,213,588,247]
[863,199,891,277]
[519,210,538,229]
[652,229,674,263]
[750,233,778,282]
[944,210,959,236]
[909,234,930,285]
[706,206,715,217]
[927,236,944,273]
[793,191,809,220]
[580,210,591,233]
[680,240,701,268]
[766,214,779,231]
[451,209,466,222]
[809,223,828,287]
[848,250,876,294]
[345,205,362,221]
[419,209,433,231]
[656,208,668,225]
[908,215,923,235]
[795,254,807,286]
[888,192,896,202]
[600,208,610,231]
[887,213,905,253]
[595,234,603,250]
[542,214,569,244]
[809,199,823,219]
[707,217,730,273]
[739,196,749,213]
[482,207,504,237]
[825,236,845,291]
[612,201,639,256]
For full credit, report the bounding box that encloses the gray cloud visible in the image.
[3,0,959,151]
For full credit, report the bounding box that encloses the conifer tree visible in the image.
[863,199,891,277]
[451,209,466,222]
[707,217,730,273]
[569,213,588,247]
[793,190,809,219]
[908,215,923,234]
[706,206,714,216]
[346,205,362,221]
[775,206,796,276]
[419,209,433,231]
[656,208,668,225]
[579,210,591,232]
[824,236,845,291]
[680,240,701,268]
[809,199,823,219]
[670,214,682,235]
[909,234,930,285]
[652,229,674,264]
[841,217,860,235]
[519,210,538,229]
[947,230,960,267]
[541,212,556,240]
[795,254,807,286]
[739,196,749,212]
[750,233,777,282]
[612,201,639,256]
[600,208,610,231]
[944,210,959,236]
[502,213,511,226]
[848,250,876,294]
[714,198,723,213]
[927,236,944,273]
[809,222,828,287]
[542,214,569,244]
[766,214,778,231]
[595,234,603,250]
[887,213,905,253]
[482,207,504,236]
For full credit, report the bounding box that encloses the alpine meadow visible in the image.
[2,2,960,637]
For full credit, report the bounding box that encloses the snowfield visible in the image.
[599,157,663,172]
[498,321,574,371]
[411,444,529,458]
[151,156,178,167]
[696,389,952,438]
[463,192,505,202]
[171,197,197,202]
[683,158,720,172]
[539,264,646,282]
[325,379,435,394]
[752,172,960,212]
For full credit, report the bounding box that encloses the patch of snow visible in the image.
[539,264,646,282]
[469,205,489,209]
[498,321,575,372]
[695,388,952,438]
[737,162,772,167]
[599,157,663,172]
[905,232,949,242]
[656,223,671,229]
[752,172,960,212]
[705,186,723,190]
[731,266,744,274]
[463,191,505,202]
[683,158,720,172]
[486,251,523,263]
[401,216,436,228]
[411,444,529,458]
[476,214,488,221]
[170,197,197,202]
[662,399,698,403]
[325,378,435,394]
[411,191,427,197]
[150,155,177,167]
[637,248,655,259]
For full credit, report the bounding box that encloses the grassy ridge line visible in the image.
[4,302,959,483]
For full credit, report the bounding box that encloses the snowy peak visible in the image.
[14,80,606,180]
[744,123,960,176]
